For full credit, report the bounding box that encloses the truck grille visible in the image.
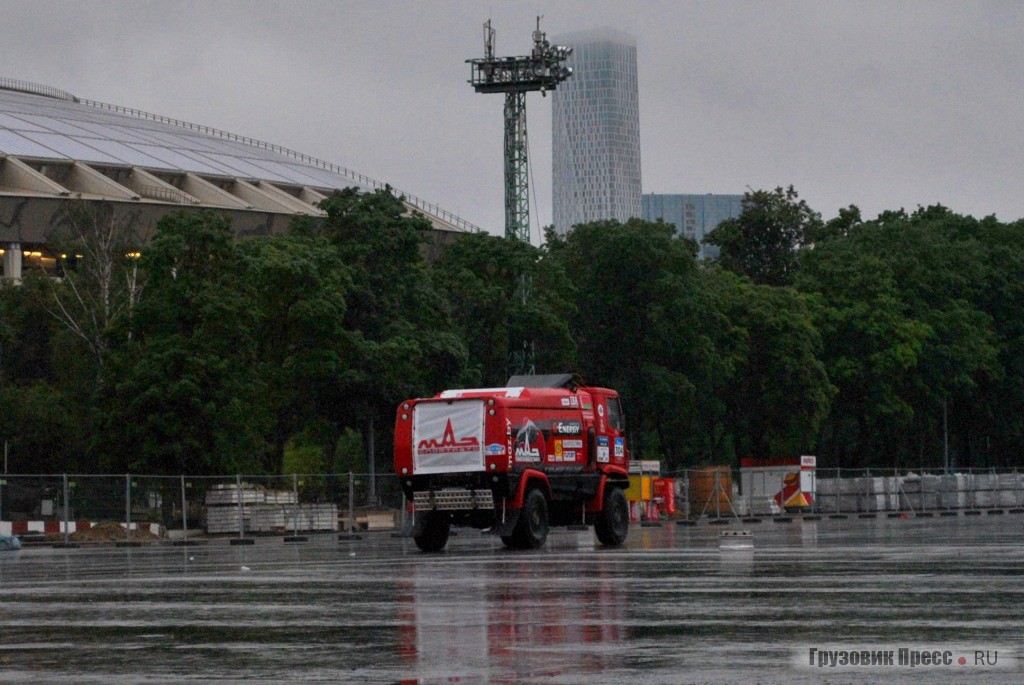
[414,488,495,511]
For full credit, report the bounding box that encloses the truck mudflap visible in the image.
[488,506,520,537]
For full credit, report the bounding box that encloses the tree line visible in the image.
[1,186,1021,474]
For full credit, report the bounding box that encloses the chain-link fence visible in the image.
[0,472,409,543]
[2,467,1022,542]
[654,466,1024,520]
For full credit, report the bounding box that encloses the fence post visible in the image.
[348,471,355,533]
[292,473,299,537]
[1016,467,1021,508]
[123,473,132,536]
[0,474,3,533]
[836,468,841,513]
[235,474,244,540]
[181,476,188,538]
[63,473,69,544]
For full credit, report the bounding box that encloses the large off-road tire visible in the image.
[509,488,549,549]
[413,512,451,552]
[595,486,629,547]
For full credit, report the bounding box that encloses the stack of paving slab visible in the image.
[815,477,863,513]
[936,474,970,509]
[814,472,1024,513]
[969,473,1024,509]
[204,484,337,534]
[899,474,941,511]
[205,484,264,534]
[249,503,337,533]
[855,477,900,512]
[746,496,781,517]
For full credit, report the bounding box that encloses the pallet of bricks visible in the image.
[204,483,338,534]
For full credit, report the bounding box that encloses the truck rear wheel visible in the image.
[595,486,629,546]
[413,512,451,552]
[508,488,549,549]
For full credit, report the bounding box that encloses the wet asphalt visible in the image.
[0,514,1022,684]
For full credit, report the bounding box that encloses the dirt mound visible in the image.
[69,521,160,543]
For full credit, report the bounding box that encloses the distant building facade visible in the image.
[642,193,744,259]
[551,28,641,234]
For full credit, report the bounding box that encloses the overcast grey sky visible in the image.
[2,0,1022,236]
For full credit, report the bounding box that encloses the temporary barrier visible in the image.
[688,467,732,518]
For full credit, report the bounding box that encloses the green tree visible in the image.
[797,205,1005,467]
[42,201,145,382]
[297,188,468,476]
[0,381,81,473]
[713,271,834,461]
[434,231,575,387]
[704,185,822,286]
[545,218,709,462]
[239,232,352,474]
[98,211,269,474]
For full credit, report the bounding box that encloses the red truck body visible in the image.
[394,374,631,551]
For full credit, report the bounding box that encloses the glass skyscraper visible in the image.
[551,28,641,234]
[642,194,744,260]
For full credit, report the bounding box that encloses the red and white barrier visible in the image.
[0,521,163,537]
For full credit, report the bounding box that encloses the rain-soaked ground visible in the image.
[0,514,1022,684]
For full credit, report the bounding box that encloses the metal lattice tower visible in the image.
[468,18,573,242]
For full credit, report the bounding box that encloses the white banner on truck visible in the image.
[413,400,485,474]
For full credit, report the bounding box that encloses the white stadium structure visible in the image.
[0,77,478,279]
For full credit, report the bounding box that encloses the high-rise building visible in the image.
[642,194,744,259]
[551,28,641,234]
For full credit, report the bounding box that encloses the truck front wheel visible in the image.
[507,488,549,549]
[595,487,629,546]
[413,511,451,552]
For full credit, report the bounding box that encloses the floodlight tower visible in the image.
[468,18,573,242]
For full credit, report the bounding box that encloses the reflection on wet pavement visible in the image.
[0,516,1021,683]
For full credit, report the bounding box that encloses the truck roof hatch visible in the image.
[506,373,581,390]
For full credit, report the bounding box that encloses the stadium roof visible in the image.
[0,77,480,236]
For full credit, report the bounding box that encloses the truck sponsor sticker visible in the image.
[486,443,506,456]
[569,396,579,407]
[513,421,543,462]
[552,421,582,436]
[418,419,480,455]
[614,437,624,457]
[561,397,571,407]
[597,445,610,463]
[562,439,583,449]
[597,436,609,447]
[413,400,485,474]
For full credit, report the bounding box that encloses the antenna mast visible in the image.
[467,17,573,243]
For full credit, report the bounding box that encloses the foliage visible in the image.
[2,186,1023,475]
[433,231,575,387]
[42,201,146,380]
[797,205,1011,467]
[545,219,711,463]
[239,232,351,473]
[705,185,822,286]
[712,272,833,461]
[97,212,269,474]
[296,188,468,472]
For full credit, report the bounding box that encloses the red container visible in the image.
[659,479,675,516]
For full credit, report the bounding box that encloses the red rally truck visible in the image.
[394,374,631,552]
